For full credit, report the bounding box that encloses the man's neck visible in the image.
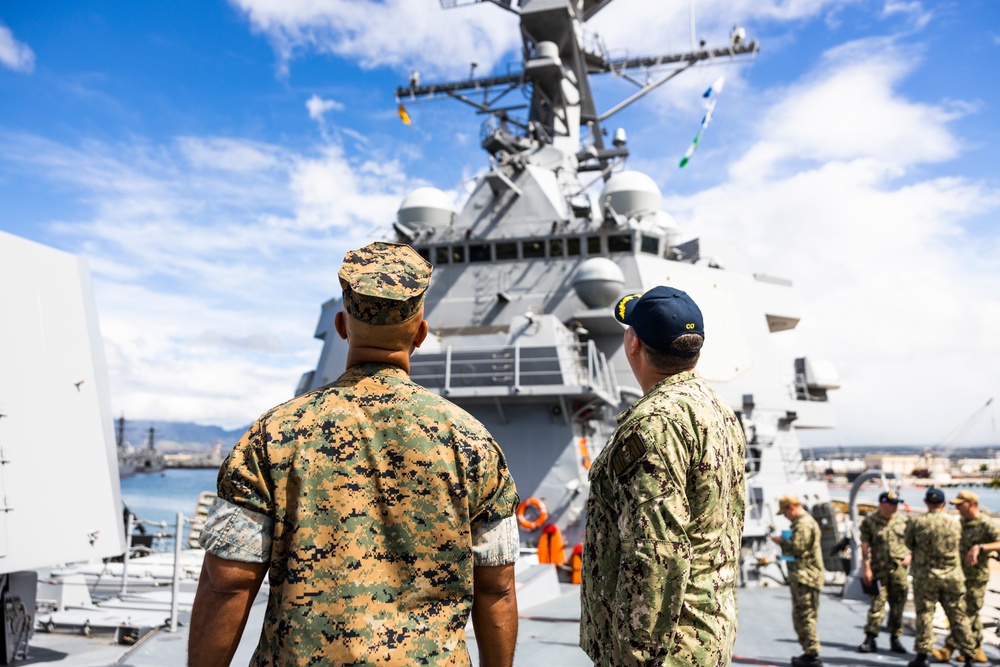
[639,368,692,394]
[346,347,411,374]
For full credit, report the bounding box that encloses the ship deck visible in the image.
[24,570,1000,666]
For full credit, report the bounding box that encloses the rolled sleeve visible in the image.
[199,496,273,563]
[472,514,519,566]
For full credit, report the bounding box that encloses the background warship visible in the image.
[297,0,843,572]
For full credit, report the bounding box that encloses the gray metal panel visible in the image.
[0,231,124,572]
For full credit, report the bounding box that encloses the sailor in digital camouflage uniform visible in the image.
[772,495,825,667]
[857,490,911,654]
[904,487,977,667]
[188,242,521,667]
[934,490,1000,663]
[579,286,746,667]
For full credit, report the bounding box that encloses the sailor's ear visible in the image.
[624,326,641,355]
[413,319,429,349]
[334,311,348,340]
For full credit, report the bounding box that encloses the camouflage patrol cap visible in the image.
[777,495,801,512]
[950,490,978,505]
[338,242,432,326]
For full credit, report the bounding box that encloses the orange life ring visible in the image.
[516,498,548,531]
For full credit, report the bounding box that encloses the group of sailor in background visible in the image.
[775,487,1000,667]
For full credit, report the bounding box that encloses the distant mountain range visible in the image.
[125,421,998,459]
[118,420,250,454]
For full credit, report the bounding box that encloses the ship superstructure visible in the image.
[298,0,841,565]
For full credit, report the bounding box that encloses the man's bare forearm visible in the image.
[472,564,517,667]
[188,553,267,667]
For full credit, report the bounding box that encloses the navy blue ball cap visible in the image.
[878,491,902,505]
[925,487,945,504]
[614,286,705,357]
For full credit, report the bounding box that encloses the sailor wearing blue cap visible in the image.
[857,490,911,654]
[581,286,747,666]
[924,487,946,504]
[904,488,978,666]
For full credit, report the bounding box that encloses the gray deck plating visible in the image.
[29,580,1000,666]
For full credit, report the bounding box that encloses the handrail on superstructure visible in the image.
[411,339,618,406]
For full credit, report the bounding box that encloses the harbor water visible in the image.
[120,468,218,547]
[119,470,1000,534]
[832,482,1000,512]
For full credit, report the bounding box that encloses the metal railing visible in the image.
[410,339,618,405]
[120,510,192,632]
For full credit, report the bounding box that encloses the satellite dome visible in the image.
[601,171,662,219]
[572,258,626,309]
[397,187,456,230]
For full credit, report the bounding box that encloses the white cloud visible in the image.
[584,0,860,57]
[730,38,968,181]
[0,22,35,73]
[229,0,520,77]
[664,38,1000,446]
[306,94,344,121]
[881,1,933,30]
[0,131,423,428]
[178,136,284,172]
[228,0,865,80]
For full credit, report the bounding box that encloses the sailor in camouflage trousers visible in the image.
[580,287,746,666]
[857,490,911,654]
[189,242,521,667]
[936,490,1000,663]
[905,487,977,667]
[773,495,825,667]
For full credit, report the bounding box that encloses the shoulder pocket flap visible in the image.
[611,432,649,479]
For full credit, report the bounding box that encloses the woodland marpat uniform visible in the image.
[208,362,519,666]
[580,370,746,666]
[199,242,520,666]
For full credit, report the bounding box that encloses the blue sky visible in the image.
[1,0,998,446]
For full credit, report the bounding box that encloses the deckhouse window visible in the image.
[523,240,545,258]
[496,242,518,260]
[586,236,601,255]
[549,238,564,257]
[469,243,491,262]
[640,235,660,255]
[566,237,582,256]
[451,246,466,263]
[416,247,431,262]
[435,247,450,264]
[608,234,632,253]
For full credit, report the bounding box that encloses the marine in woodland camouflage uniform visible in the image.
[858,490,911,653]
[773,495,825,666]
[941,490,1000,660]
[188,242,520,667]
[904,487,976,667]
[580,287,747,667]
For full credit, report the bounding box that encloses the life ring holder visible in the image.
[516,498,548,531]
